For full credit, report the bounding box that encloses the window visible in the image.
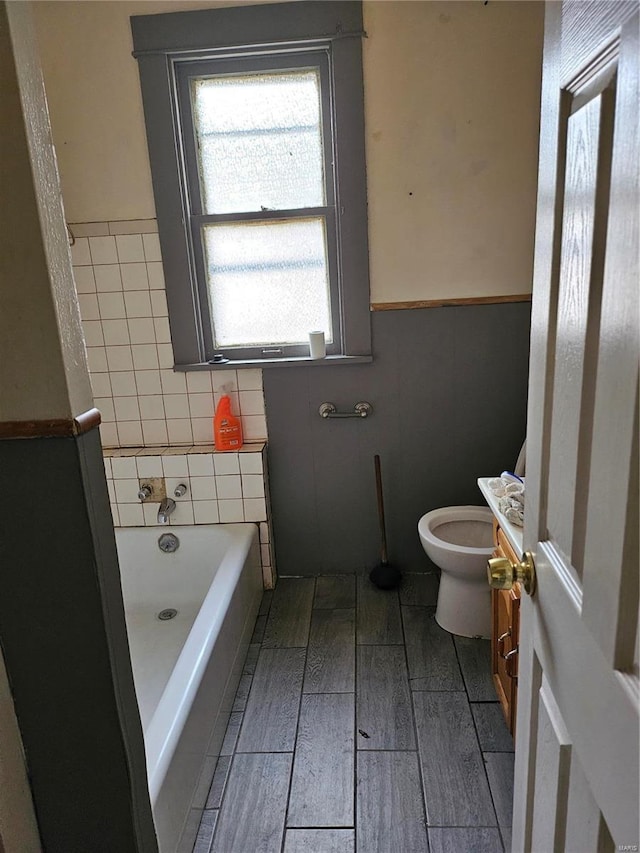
[132,1,371,367]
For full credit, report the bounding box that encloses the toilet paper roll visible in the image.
[309,331,326,359]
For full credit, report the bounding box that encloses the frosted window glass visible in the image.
[192,71,325,214]
[203,219,332,348]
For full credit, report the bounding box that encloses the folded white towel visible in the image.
[489,476,525,526]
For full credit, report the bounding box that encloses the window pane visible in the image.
[203,218,332,348]
[192,70,325,214]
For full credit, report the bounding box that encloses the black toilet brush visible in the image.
[369,454,402,590]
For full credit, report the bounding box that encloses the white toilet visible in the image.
[418,505,494,638]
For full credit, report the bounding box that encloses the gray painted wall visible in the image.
[0,430,157,852]
[263,303,530,577]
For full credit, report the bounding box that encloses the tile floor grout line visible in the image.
[452,636,504,849]
[279,576,315,853]
[401,600,431,842]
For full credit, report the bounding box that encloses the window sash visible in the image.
[175,51,337,360]
[189,207,341,359]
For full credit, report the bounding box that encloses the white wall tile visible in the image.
[116,234,145,263]
[94,265,122,293]
[106,346,134,372]
[167,419,193,444]
[118,503,144,527]
[102,457,112,477]
[164,394,189,419]
[146,262,165,289]
[239,452,263,475]
[219,500,244,523]
[136,370,162,395]
[157,343,174,369]
[186,372,212,394]
[110,503,120,526]
[190,476,216,500]
[243,498,267,522]
[128,318,156,344]
[89,236,118,265]
[132,344,159,370]
[188,393,215,419]
[120,263,149,291]
[238,389,264,416]
[110,371,137,396]
[150,290,168,317]
[261,544,271,566]
[106,480,116,502]
[171,501,194,525]
[91,372,111,399]
[73,266,96,293]
[111,456,138,478]
[259,522,269,543]
[212,370,238,394]
[117,421,143,446]
[83,320,104,347]
[138,395,165,420]
[160,369,187,394]
[102,319,130,346]
[114,478,140,503]
[143,502,160,526]
[162,454,189,478]
[142,420,168,445]
[193,501,219,524]
[242,414,268,440]
[87,346,108,373]
[187,453,215,476]
[237,368,263,391]
[213,453,240,475]
[124,291,152,318]
[143,232,162,262]
[241,474,264,499]
[78,293,100,321]
[136,455,163,478]
[114,396,141,421]
[154,317,171,343]
[215,474,241,500]
[71,237,92,266]
[100,422,118,446]
[191,418,213,444]
[98,292,126,319]
[95,397,115,422]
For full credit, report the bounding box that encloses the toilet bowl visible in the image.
[418,505,494,638]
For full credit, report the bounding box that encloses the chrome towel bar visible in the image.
[318,402,372,419]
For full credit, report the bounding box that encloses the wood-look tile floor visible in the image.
[193,574,514,853]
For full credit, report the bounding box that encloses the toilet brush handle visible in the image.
[374,455,388,565]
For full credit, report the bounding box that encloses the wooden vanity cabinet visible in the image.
[491,519,521,737]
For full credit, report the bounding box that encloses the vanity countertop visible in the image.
[477,477,524,558]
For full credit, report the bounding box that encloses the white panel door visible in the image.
[514,2,639,851]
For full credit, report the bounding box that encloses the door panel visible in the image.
[514,2,639,850]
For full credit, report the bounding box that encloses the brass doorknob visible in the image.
[487,551,536,596]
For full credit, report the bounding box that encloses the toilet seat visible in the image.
[418,506,495,556]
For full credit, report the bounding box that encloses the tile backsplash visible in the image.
[71,220,267,448]
[104,444,274,586]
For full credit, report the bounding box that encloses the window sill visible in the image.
[175,355,373,371]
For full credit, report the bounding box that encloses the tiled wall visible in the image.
[70,220,267,448]
[104,445,273,586]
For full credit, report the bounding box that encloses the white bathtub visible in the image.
[115,523,262,852]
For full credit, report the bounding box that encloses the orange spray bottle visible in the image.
[213,395,243,451]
